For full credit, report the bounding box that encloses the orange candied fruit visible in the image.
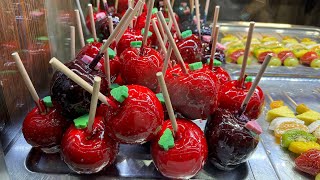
[270,100,284,109]
[274,122,309,138]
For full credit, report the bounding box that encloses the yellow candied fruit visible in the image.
[288,141,320,154]
[270,100,284,109]
[296,104,310,114]
[316,173,320,180]
[274,122,308,138]
[301,38,313,42]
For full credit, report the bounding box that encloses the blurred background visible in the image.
[0,0,319,148]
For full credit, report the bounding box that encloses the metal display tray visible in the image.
[3,76,319,180]
[219,22,320,76]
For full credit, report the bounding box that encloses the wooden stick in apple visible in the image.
[211,6,220,40]
[164,0,182,39]
[70,26,76,59]
[209,25,219,69]
[190,0,194,14]
[239,54,272,116]
[195,0,201,39]
[142,0,155,47]
[88,4,98,42]
[156,72,178,134]
[171,0,175,6]
[97,0,100,10]
[238,22,255,83]
[89,8,134,69]
[115,0,144,43]
[156,13,165,38]
[158,11,188,74]
[49,58,116,108]
[87,76,101,133]
[103,39,111,89]
[151,19,166,54]
[75,9,85,47]
[128,0,134,28]
[115,0,119,13]
[12,52,45,113]
[163,18,173,45]
[162,45,173,75]
[204,0,210,23]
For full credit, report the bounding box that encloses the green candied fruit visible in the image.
[268,57,281,66]
[236,55,252,65]
[189,62,203,71]
[156,93,165,104]
[311,59,320,68]
[130,41,142,48]
[284,57,299,67]
[73,114,89,129]
[181,30,192,39]
[42,96,53,108]
[281,129,317,148]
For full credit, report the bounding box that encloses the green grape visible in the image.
[237,55,252,65]
[268,57,281,66]
[310,59,320,68]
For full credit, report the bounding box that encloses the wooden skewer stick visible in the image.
[238,22,255,83]
[156,13,165,38]
[164,0,181,39]
[99,7,134,53]
[115,1,144,43]
[97,0,101,10]
[157,11,188,74]
[128,0,134,28]
[211,6,220,39]
[156,72,178,134]
[108,16,114,34]
[88,4,98,42]
[76,0,90,35]
[239,54,272,116]
[204,0,210,23]
[195,0,201,39]
[190,0,194,14]
[142,0,155,47]
[151,19,166,54]
[87,76,101,133]
[283,92,298,107]
[162,44,173,75]
[103,40,111,89]
[171,0,175,6]
[163,18,173,45]
[12,52,45,113]
[70,26,76,59]
[49,58,112,106]
[75,10,85,47]
[266,93,274,102]
[115,0,119,13]
[209,25,219,70]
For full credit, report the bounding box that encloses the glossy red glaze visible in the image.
[151,119,208,179]
[219,80,265,119]
[258,51,276,62]
[204,64,231,84]
[165,65,220,119]
[76,42,121,82]
[61,116,119,174]
[22,106,67,149]
[105,85,164,144]
[172,34,202,64]
[278,50,294,62]
[120,46,163,92]
[300,51,319,65]
[116,28,146,55]
[205,108,259,170]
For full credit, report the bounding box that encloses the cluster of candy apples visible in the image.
[17,1,269,178]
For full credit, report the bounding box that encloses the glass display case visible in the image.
[1,0,320,179]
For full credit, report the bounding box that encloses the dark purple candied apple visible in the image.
[204,108,259,170]
[50,59,107,119]
[96,15,120,41]
[202,44,226,64]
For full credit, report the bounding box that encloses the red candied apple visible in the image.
[22,98,67,153]
[120,41,163,92]
[151,119,208,179]
[116,28,143,55]
[76,42,120,80]
[205,108,259,170]
[172,30,202,64]
[218,79,264,119]
[50,58,108,119]
[104,85,164,144]
[205,60,231,84]
[300,51,319,65]
[61,116,119,174]
[165,62,220,119]
[134,9,158,46]
[257,51,276,63]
